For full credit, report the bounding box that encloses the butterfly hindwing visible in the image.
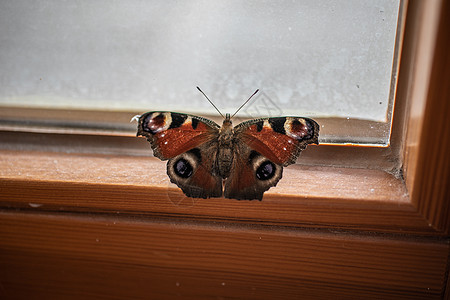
[224,146,283,200]
[167,146,223,198]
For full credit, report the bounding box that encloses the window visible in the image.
[1,2,449,297]
[0,1,448,235]
[1,0,403,147]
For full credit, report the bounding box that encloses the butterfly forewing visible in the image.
[234,117,319,166]
[137,112,220,160]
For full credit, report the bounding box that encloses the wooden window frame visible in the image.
[0,0,448,236]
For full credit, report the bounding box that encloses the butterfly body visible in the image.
[215,113,234,178]
[137,111,319,200]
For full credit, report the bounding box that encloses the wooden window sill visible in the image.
[0,149,435,235]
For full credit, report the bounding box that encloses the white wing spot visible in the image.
[160,133,165,137]
[283,147,287,151]
[164,141,168,145]
[130,115,141,122]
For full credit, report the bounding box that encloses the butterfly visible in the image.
[136,88,319,200]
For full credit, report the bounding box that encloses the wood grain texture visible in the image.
[0,150,435,235]
[402,0,442,193]
[401,0,450,233]
[411,0,450,233]
[0,211,448,299]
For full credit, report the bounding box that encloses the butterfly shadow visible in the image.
[166,182,200,207]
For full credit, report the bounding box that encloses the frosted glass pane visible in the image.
[0,0,401,143]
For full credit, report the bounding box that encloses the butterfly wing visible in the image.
[137,111,220,160]
[224,117,319,200]
[233,116,319,166]
[137,112,222,198]
[224,144,283,200]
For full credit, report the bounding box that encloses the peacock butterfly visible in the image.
[136,88,319,200]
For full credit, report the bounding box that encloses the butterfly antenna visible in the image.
[230,89,259,119]
[196,86,225,119]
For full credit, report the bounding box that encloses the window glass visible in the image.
[0,0,402,146]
